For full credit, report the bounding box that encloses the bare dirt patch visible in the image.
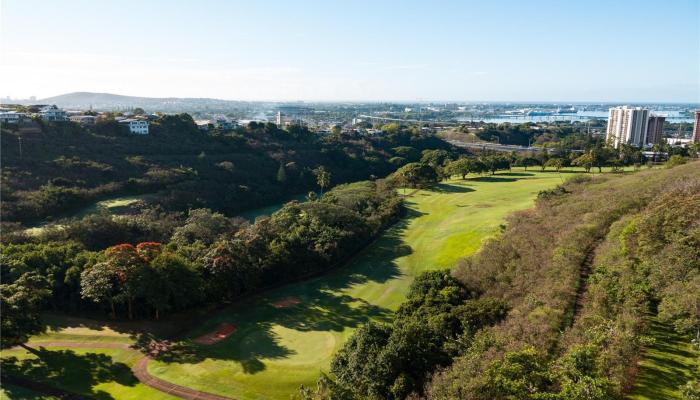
[271,296,301,309]
[192,323,237,345]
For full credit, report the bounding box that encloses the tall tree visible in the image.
[1,273,51,349]
[572,153,593,173]
[394,162,438,188]
[445,158,472,179]
[314,166,332,195]
[141,252,199,320]
[80,262,120,318]
[277,163,288,184]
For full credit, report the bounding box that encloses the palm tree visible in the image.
[314,166,331,195]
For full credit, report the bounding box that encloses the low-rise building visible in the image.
[39,105,68,122]
[195,119,212,131]
[641,151,667,162]
[666,137,692,147]
[215,119,237,130]
[69,115,97,125]
[118,118,149,134]
[0,110,27,124]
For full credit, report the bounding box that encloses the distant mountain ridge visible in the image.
[25,91,253,112]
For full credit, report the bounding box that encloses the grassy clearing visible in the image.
[148,171,562,399]
[23,194,153,236]
[238,192,309,222]
[628,318,700,400]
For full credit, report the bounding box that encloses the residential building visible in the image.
[118,118,149,134]
[645,115,665,146]
[693,110,700,143]
[606,106,649,148]
[215,119,237,130]
[667,137,693,147]
[39,105,68,122]
[641,151,667,162]
[69,115,96,125]
[0,111,27,124]
[195,120,212,131]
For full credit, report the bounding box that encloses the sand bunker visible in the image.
[271,296,301,309]
[193,323,237,345]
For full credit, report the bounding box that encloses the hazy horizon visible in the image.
[7,91,700,105]
[1,0,699,102]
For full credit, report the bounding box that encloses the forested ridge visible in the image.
[0,115,450,226]
[315,161,700,400]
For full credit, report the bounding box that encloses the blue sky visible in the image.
[1,0,698,102]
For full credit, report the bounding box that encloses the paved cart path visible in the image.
[10,341,234,400]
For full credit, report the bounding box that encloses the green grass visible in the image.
[148,171,563,400]
[238,192,309,222]
[24,194,153,236]
[0,315,178,400]
[3,171,563,399]
[0,384,59,400]
[0,346,177,400]
[628,318,700,400]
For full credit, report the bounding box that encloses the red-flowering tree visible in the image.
[82,242,200,320]
[82,243,163,320]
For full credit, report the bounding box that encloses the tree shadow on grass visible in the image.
[0,382,61,400]
[1,347,137,400]
[141,208,423,374]
[42,308,206,340]
[498,172,535,177]
[425,183,475,193]
[469,176,518,183]
[631,319,699,399]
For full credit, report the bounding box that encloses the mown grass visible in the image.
[0,346,177,400]
[2,171,563,400]
[0,384,59,400]
[628,318,700,400]
[0,315,177,400]
[148,171,563,400]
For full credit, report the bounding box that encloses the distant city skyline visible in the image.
[1,0,698,102]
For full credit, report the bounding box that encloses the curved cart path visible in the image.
[11,341,234,400]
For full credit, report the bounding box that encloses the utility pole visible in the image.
[18,135,23,159]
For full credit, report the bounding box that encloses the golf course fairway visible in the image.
[147,171,563,400]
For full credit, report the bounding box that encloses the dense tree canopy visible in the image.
[1,272,51,348]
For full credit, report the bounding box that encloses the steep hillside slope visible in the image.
[429,162,700,399]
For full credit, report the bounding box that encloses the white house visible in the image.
[119,118,149,134]
[0,111,27,124]
[39,105,68,122]
[195,119,212,131]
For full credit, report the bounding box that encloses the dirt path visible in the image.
[570,242,598,326]
[9,341,234,400]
